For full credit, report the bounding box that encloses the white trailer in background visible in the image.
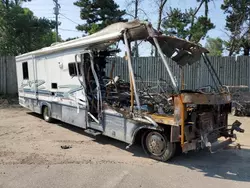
[16,20,244,161]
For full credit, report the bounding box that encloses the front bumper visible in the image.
[209,120,244,152]
[183,120,244,153]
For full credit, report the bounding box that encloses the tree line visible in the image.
[0,0,249,56]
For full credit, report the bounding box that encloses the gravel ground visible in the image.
[0,106,250,188]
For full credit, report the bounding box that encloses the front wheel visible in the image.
[141,131,176,162]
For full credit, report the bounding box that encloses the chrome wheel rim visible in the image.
[145,132,167,156]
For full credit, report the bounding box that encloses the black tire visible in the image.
[141,131,176,162]
[42,106,53,123]
[231,107,238,116]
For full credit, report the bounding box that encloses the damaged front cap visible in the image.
[149,35,209,66]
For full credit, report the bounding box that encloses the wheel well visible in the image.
[133,125,171,145]
[134,129,149,144]
[41,104,47,114]
[161,125,171,136]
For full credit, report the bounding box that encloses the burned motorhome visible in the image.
[16,20,244,161]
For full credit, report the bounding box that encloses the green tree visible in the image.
[205,37,224,56]
[221,0,250,56]
[162,0,215,43]
[154,0,168,31]
[150,0,168,56]
[74,0,127,34]
[1,0,31,7]
[0,1,58,55]
[197,0,212,18]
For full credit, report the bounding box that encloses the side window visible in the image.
[51,83,58,89]
[22,62,29,79]
[68,62,81,77]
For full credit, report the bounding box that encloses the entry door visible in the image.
[82,52,103,129]
[33,58,39,112]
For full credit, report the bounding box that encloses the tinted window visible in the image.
[51,83,58,89]
[68,62,81,77]
[22,62,29,79]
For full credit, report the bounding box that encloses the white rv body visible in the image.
[16,47,88,128]
[15,20,156,145]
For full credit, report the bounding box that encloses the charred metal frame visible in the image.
[89,52,103,119]
[76,21,242,153]
[123,30,141,114]
[145,25,187,147]
[146,26,179,93]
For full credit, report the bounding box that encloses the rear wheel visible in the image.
[43,106,53,123]
[142,131,176,162]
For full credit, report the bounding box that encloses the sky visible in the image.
[22,0,228,54]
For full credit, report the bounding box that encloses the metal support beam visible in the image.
[146,25,178,92]
[180,66,184,90]
[152,36,178,92]
[89,52,102,116]
[181,99,185,148]
[123,31,141,114]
